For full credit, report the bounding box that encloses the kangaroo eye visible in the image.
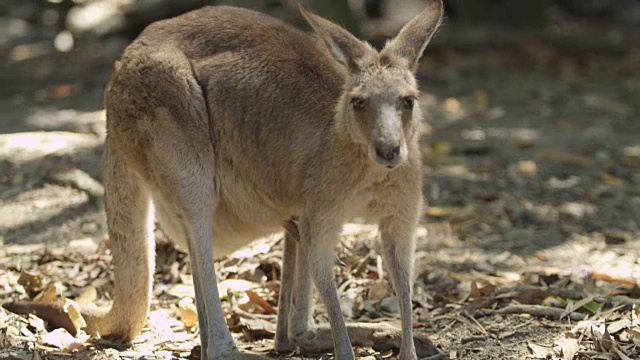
[402,96,415,109]
[351,97,366,110]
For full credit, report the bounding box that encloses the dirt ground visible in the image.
[1,10,640,360]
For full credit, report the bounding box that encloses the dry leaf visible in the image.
[245,291,276,315]
[595,325,614,352]
[607,318,631,334]
[557,337,579,360]
[237,317,276,341]
[177,297,198,327]
[18,271,42,296]
[62,298,86,332]
[218,279,253,298]
[528,342,554,359]
[470,281,482,302]
[591,270,636,287]
[37,328,88,350]
[626,328,640,342]
[167,284,196,299]
[34,284,57,303]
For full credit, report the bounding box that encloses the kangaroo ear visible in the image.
[300,5,376,71]
[381,0,443,73]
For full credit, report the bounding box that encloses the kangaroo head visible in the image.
[301,1,443,169]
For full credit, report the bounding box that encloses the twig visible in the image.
[437,319,457,334]
[611,295,640,307]
[497,304,586,321]
[461,335,487,344]
[461,311,488,336]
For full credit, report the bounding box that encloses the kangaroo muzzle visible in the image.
[370,139,407,168]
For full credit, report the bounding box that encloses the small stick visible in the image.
[497,304,587,321]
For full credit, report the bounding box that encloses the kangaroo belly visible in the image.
[153,177,290,258]
[211,174,293,256]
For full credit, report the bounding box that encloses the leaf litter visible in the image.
[1,221,639,359]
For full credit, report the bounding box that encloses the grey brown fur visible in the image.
[5,2,443,359]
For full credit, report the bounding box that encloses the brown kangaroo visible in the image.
[4,2,443,359]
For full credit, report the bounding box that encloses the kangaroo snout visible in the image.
[375,144,400,161]
[371,140,407,168]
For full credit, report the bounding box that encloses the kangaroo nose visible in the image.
[375,145,401,161]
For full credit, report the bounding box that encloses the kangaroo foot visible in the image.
[284,323,440,358]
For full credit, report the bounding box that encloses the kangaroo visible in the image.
[4,2,443,359]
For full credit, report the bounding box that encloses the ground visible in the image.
[1,14,640,360]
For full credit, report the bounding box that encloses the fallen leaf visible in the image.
[582,300,602,315]
[245,291,276,315]
[236,317,276,341]
[470,281,482,302]
[591,269,636,287]
[528,342,554,359]
[595,325,614,352]
[177,297,198,327]
[562,296,595,319]
[557,337,579,360]
[34,284,57,303]
[18,271,42,296]
[37,328,88,350]
[167,284,196,299]
[63,298,86,332]
[608,318,632,334]
[218,279,254,298]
